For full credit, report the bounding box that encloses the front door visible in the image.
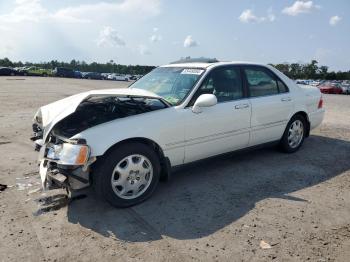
[183,66,251,163]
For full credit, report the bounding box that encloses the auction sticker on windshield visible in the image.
[181,69,204,75]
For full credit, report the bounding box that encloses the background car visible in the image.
[129,75,137,80]
[24,66,52,77]
[295,79,308,85]
[309,80,321,86]
[107,73,129,81]
[82,72,103,80]
[74,70,82,78]
[101,73,110,80]
[340,83,350,94]
[318,82,343,94]
[0,67,17,76]
[14,67,29,76]
[53,67,75,78]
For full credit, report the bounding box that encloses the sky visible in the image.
[0,0,349,70]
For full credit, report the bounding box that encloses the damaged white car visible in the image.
[31,59,325,207]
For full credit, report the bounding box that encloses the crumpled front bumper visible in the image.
[36,139,94,191]
[39,158,91,191]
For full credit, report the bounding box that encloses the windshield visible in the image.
[130,67,205,105]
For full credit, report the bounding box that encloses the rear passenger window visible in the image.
[244,68,279,97]
[277,80,288,93]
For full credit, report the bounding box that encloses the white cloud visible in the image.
[183,35,198,48]
[97,26,126,47]
[0,0,161,23]
[267,13,276,22]
[238,9,276,23]
[239,9,260,23]
[138,45,151,55]
[267,8,276,22]
[329,15,341,26]
[0,25,10,31]
[54,0,160,23]
[282,1,317,16]
[149,27,162,42]
[0,0,48,22]
[150,34,162,42]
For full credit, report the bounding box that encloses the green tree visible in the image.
[303,60,318,79]
[289,63,302,79]
[274,63,290,75]
[318,66,328,79]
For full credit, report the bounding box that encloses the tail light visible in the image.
[318,96,323,109]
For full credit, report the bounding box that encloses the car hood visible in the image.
[37,88,161,141]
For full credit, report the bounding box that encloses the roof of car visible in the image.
[161,61,267,69]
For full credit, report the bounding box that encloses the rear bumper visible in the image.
[309,108,325,130]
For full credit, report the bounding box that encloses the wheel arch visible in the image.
[97,137,171,181]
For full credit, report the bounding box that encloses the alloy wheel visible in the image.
[110,154,153,200]
[288,119,304,148]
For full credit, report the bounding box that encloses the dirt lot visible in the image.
[0,77,349,262]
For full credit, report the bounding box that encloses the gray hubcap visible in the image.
[288,119,304,148]
[111,154,153,200]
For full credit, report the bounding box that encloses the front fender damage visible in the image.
[32,93,169,192]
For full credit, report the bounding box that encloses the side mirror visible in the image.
[192,94,217,114]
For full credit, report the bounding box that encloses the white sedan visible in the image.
[31,60,325,207]
[107,73,129,81]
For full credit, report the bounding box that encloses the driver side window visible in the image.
[189,66,243,105]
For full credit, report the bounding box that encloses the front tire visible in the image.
[280,115,306,153]
[93,142,160,207]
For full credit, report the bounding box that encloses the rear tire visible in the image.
[93,142,160,208]
[280,115,306,153]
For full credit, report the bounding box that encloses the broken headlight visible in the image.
[34,109,43,125]
[31,109,43,142]
[46,143,90,166]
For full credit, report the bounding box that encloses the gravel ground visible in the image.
[0,77,349,262]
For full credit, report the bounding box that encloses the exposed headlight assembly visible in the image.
[34,109,43,125]
[46,143,90,166]
[31,109,43,142]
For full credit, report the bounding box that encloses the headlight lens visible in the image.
[46,143,90,165]
[34,110,42,125]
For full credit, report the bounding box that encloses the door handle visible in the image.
[281,97,292,102]
[235,104,250,109]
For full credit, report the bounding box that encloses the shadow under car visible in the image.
[66,134,350,242]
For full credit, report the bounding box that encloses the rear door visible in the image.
[183,66,251,163]
[242,66,294,146]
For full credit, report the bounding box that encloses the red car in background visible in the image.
[318,82,343,94]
